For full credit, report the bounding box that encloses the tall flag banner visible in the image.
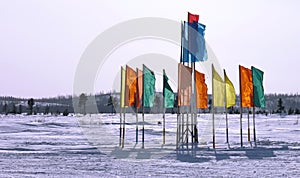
[212,65,225,107]
[224,70,236,108]
[136,69,143,108]
[181,22,189,63]
[163,70,174,108]
[120,67,126,108]
[125,65,137,107]
[178,63,192,106]
[188,22,207,62]
[188,12,199,23]
[252,66,265,108]
[195,70,208,109]
[239,65,253,107]
[143,65,156,107]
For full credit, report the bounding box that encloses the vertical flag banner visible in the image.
[120,67,126,108]
[143,65,156,107]
[212,65,225,107]
[239,65,253,107]
[195,70,208,109]
[224,70,236,108]
[181,22,189,63]
[252,66,265,108]
[188,12,199,23]
[178,63,192,106]
[163,70,174,108]
[188,22,207,62]
[125,65,137,107]
[136,69,143,108]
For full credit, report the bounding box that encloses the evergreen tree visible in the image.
[288,108,294,115]
[79,93,88,115]
[63,109,69,116]
[11,104,17,114]
[18,104,22,114]
[44,105,50,115]
[27,98,35,115]
[3,103,8,115]
[277,98,285,113]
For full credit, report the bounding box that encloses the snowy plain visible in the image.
[0,113,299,177]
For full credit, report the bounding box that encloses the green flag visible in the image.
[163,70,174,108]
[252,66,265,108]
[143,65,156,107]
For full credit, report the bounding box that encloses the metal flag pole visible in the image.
[119,67,123,147]
[247,107,250,142]
[162,69,166,145]
[239,65,243,148]
[135,68,139,143]
[122,110,125,148]
[142,65,145,149]
[212,64,216,149]
[253,107,257,147]
[224,70,229,144]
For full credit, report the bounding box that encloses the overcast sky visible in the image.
[0,0,299,98]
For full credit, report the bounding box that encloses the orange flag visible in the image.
[125,65,137,107]
[239,65,253,107]
[195,70,208,109]
[136,68,143,108]
[178,63,192,106]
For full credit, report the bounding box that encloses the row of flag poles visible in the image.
[118,12,265,149]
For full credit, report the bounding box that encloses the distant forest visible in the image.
[0,93,299,115]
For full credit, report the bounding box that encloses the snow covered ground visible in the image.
[0,114,299,177]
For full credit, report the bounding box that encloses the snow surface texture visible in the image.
[0,114,299,177]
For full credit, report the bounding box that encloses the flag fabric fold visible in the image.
[125,65,137,107]
[195,70,208,109]
[252,66,265,108]
[212,65,225,107]
[239,65,253,108]
[224,70,236,108]
[181,21,189,63]
[136,68,143,108]
[163,70,174,108]
[188,22,207,62]
[178,63,192,106]
[143,65,156,108]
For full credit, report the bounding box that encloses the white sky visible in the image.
[0,0,299,98]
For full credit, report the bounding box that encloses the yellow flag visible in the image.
[120,67,126,108]
[212,64,224,107]
[224,70,236,108]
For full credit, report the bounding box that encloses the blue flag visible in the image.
[181,22,189,63]
[188,22,207,62]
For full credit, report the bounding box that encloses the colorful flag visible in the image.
[178,63,192,106]
[224,70,236,108]
[195,70,208,109]
[252,66,265,108]
[188,22,207,62]
[136,68,143,108]
[239,65,253,107]
[120,67,126,108]
[143,65,156,107]
[212,65,225,107]
[188,12,199,23]
[125,65,137,107]
[163,70,174,108]
[181,21,189,63]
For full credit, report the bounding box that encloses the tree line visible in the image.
[0,93,299,115]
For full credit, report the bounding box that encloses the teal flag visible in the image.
[252,66,265,108]
[163,70,174,108]
[143,65,156,107]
